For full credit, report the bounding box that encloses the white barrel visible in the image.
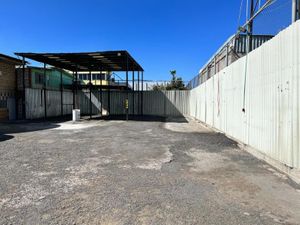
[72,109,80,122]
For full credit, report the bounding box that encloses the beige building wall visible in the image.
[0,61,16,93]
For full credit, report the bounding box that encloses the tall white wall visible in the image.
[189,21,300,169]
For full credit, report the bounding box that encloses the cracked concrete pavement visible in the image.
[0,118,300,225]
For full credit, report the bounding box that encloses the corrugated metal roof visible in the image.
[15,51,144,72]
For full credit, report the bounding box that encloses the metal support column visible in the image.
[132,70,135,115]
[75,68,78,109]
[247,0,255,53]
[226,45,229,66]
[43,63,47,120]
[206,68,209,81]
[89,71,92,119]
[72,71,75,109]
[137,71,140,115]
[214,56,217,75]
[108,71,111,116]
[60,69,63,116]
[141,71,144,116]
[292,0,300,22]
[100,69,103,116]
[21,57,26,119]
[126,57,129,121]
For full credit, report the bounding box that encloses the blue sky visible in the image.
[0,0,291,81]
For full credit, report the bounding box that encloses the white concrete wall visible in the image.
[189,21,300,169]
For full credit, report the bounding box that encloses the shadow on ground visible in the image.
[86,115,188,123]
[0,134,14,142]
[0,118,65,142]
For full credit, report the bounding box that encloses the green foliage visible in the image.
[153,70,187,91]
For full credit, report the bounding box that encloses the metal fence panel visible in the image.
[189,21,300,168]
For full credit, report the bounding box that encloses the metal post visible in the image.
[126,56,129,121]
[214,58,216,75]
[141,71,144,116]
[226,44,229,66]
[89,71,92,119]
[75,68,78,109]
[298,0,300,21]
[43,63,47,120]
[206,68,209,81]
[60,69,63,116]
[293,0,300,22]
[132,70,135,115]
[247,0,255,53]
[22,57,26,119]
[72,71,75,109]
[100,69,103,116]
[108,71,111,116]
[137,71,140,115]
[126,63,128,87]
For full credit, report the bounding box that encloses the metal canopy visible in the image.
[0,53,23,64]
[15,51,144,72]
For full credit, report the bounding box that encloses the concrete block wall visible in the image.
[0,61,16,94]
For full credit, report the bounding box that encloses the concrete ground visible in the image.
[0,117,300,225]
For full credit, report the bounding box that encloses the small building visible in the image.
[78,72,110,86]
[15,66,74,119]
[0,54,22,120]
[16,66,73,90]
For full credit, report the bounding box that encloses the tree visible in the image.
[152,70,187,91]
[166,70,186,90]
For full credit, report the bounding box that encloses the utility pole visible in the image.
[247,0,255,53]
[292,0,300,23]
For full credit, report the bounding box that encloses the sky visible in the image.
[0,0,292,82]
